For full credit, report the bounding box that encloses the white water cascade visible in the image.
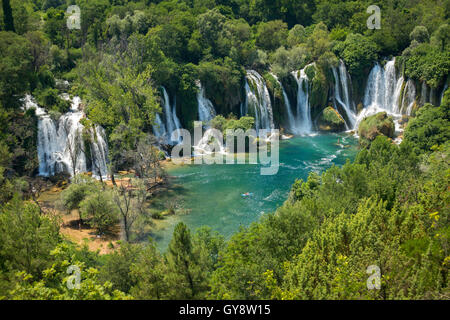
[244,70,274,132]
[440,82,448,105]
[196,81,216,124]
[152,87,182,144]
[270,73,296,134]
[193,128,227,156]
[24,95,109,179]
[402,79,417,115]
[357,58,409,131]
[331,61,357,129]
[291,64,313,134]
[152,113,167,139]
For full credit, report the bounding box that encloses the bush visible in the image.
[404,98,450,153]
[358,112,395,147]
[79,191,118,234]
[34,87,70,113]
[334,33,378,79]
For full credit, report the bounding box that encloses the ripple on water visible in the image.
[154,134,358,251]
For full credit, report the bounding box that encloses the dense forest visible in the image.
[0,0,449,300]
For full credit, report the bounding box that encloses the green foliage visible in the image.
[79,190,118,234]
[404,99,450,154]
[0,0,449,301]
[410,26,430,44]
[34,87,70,113]
[211,114,255,143]
[197,58,243,114]
[0,31,32,108]
[0,196,60,276]
[130,241,167,299]
[99,243,142,294]
[2,0,15,32]
[317,107,346,132]
[255,20,288,52]
[403,43,450,88]
[334,32,378,79]
[8,243,131,300]
[60,175,101,213]
[358,112,395,147]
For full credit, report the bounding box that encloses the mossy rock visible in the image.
[317,107,346,132]
[358,112,395,146]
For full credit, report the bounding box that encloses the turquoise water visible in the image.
[152,133,358,250]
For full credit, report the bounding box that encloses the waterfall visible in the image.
[152,113,167,139]
[402,79,416,115]
[153,87,182,144]
[270,73,296,133]
[331,61,356,129]
[193,128,227,156]
[196,81,216,124]
[172,96,182,142]
[440,82,448,105]
[291,64,313,134]
[358,58,410,129]
[161,87,175,138]
[392,75,404,114]
[363,59,406,115]
[244,70,274,132]
[24,95,109,179]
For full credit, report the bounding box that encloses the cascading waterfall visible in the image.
[193,128,227,156]
[331,61,356,129]
[196,81,216,124]
[357,58,409,131]
[362,59,405,115]
[162,87,176,138]
[291,65,313,134]
[24,95,109,179]
[440,82,448,105]
[152,87,182,144]
[244,70,274,132]
[152,113,167,139]
[270,73,296,133]
[172,96,182,142]
[402,79,416,115]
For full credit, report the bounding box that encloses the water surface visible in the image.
[153,133,358,250]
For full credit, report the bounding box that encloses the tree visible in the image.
[60,175,100,224]
[79,190,118,234]
[133,135,167,189]
[255,20,288,51]
[287,24,307,47]
[25,31,50,74]
[0,31,32,108]
[0,196,60,276]
[404,101,450,154]
[334,33,378,79]
[410,26,429,44]
[306,22,331,60]
[197,9,226,55]
[130,242,167,299]
[431,24,450,51]
[8,243,131,300]
[112,179,147,242]
[165,223,207,299]
[99,243,143,294]
[2,0,15,32]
